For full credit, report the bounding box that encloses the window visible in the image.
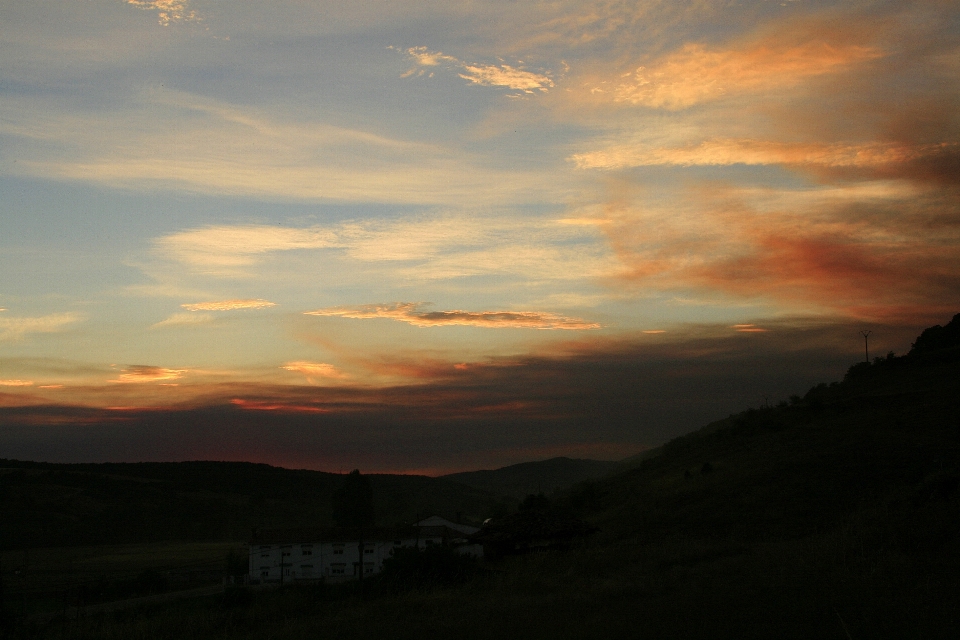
[301,547,313,555]
[364,562,375,574]
[330,563,346,575]
[301,564,314,577]
[333,544,344,555]
[364,548,374,554]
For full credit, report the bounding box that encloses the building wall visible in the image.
[249,536,434,583]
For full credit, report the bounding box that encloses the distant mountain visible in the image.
[0,461,513,550]
[441,457,620,500]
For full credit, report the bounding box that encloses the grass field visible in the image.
[1,541,244,620]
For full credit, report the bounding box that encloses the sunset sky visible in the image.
[1,0,958,473]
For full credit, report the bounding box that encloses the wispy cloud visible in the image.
[305,303,600,330]
[149,216,614,282]
[151,312,214,329]
[2,89,564,205]
[155,225,338,274]
[110,366,185,384]
[181,299,277,311]
[0,312,82,341]
[402,47,554,94]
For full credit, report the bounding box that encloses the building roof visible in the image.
[414,516,480,535]
[250,526,419,545]
[250,522,471,545]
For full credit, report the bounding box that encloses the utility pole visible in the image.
[860,330,872,362]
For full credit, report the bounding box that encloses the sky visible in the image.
[1,0,958,474]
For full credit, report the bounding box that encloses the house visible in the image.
[414,516,483,557]
[249,518,482,583]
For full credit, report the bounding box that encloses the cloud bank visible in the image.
[305,303,601,330]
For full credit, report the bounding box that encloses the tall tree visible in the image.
[331,469,375,528]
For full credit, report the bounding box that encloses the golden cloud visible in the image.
[126,1,199,27]
[110,366,185,384]
[404,47,554,94]
[571,140,956,170]
[181,299,277,311]
[0,379,33,387]
[305,303,600,330]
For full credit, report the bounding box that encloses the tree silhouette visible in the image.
[332,469,375,528]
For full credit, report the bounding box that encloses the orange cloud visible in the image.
[281,361,348,383]
[305,303,600,330]
[181,299,277,311]
[0,379,33,386]
[733,325,768,333]
[598,181,960,323]
[110,366,185,384]
[607,27,882,110]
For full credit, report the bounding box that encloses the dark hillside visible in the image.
[441,457,619,499]
[566,314,960,544]
[5,317,960,639]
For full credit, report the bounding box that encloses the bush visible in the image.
[379,545,479,591]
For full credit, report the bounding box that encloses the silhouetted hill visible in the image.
[0,461,513,550]
[441,457,619,499]
[559,315,960,549]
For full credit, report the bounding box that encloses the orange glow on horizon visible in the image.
[230,398,329,413]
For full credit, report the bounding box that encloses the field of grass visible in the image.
[1,541,244,621]
[8,524,957,640]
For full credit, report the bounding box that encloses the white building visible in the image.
[249,519,480,583]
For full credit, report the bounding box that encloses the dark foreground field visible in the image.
[4,316,960,639]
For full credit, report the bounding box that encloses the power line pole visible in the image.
[860,330,872,362]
